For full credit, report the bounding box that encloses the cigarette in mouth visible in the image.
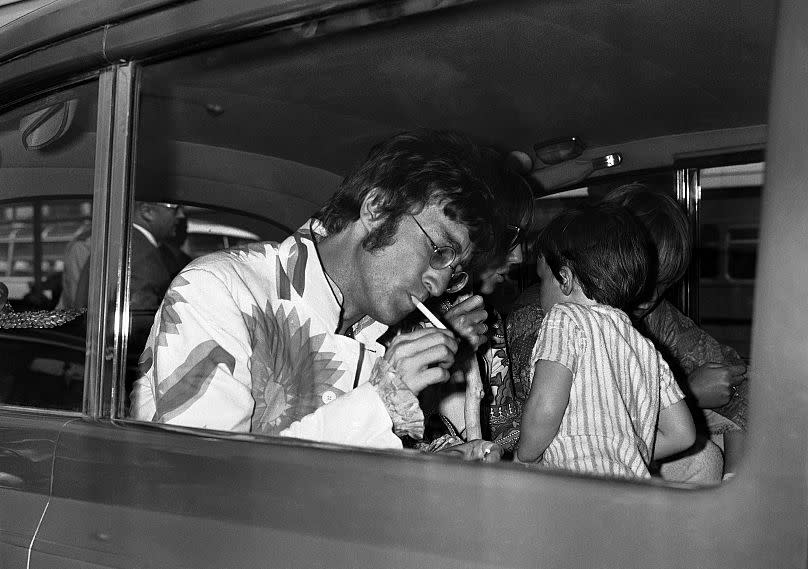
[410,295,447,330]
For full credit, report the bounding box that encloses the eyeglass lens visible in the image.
[505,225,520,249]
[410,215,467,293]
[429,246,456,270]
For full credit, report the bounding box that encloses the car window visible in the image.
[122,30,346,410]
[697,162,763,361]
[0,80,98,412]
[119,9,753,487]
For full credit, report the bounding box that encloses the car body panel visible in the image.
[0,410,75,567]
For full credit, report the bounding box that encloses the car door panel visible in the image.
[0,411,72,567]
[31,419,522,569]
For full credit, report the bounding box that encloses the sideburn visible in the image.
[361,216,401,251]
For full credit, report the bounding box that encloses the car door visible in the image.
[13,0,808,567]
[0,406,69,568]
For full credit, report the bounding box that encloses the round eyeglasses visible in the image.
[503,224,521,251]
[154,202,180,211]
[410,215,469,294]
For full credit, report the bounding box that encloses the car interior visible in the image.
[0,0,805,567]
[0,0,772,413]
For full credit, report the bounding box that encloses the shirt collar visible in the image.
[132,223,158,248]
[279,219,388,344]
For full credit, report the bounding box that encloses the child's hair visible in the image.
[535,202,650,310]
[601,183,692,288]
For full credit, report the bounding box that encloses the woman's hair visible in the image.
[602,183,692,288]
[474,148,535,272]
[315,129,497,263]
[534,202,650,310]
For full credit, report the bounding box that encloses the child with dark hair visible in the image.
[516,203,696,478]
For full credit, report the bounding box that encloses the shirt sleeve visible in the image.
[274,358,416,447]
[642,299,747,429]
[279,382,402,449]
[645,299,746,375]
[130,266,255,432]
[658,352,685,409]
[530,305,582,377]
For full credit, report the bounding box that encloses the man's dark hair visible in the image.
[534,202,651,310]
[316,129,496,263]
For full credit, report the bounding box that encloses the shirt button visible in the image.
[321,390,336,404]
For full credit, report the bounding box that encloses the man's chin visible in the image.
[368,303,413,327]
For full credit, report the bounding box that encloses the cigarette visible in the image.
[410,295,447,330]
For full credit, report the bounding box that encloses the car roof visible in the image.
[0,0,778,180]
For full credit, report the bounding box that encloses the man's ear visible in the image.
[359,188,385,229]
[135,202,153,223]
[558,266,575,296]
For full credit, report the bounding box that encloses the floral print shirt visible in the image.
[130,220,424,447]
[637,299,747,432]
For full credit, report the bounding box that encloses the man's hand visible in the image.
[439,439,503,462]
[384,328,458,394]
[688,362,747,408]
[443,294,488,350]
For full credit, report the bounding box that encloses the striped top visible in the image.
[530,302,683,479]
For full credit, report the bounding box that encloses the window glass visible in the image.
[697,162,763,361]
[698,223,721,279]
[124,20,740,485]
[122,201,269,385]
[0,81,98,412]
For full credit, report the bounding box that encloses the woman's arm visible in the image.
[654,399,696,460]
[516,359,572,463]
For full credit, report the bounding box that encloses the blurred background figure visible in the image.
[159,212,192,278]
[57,220,92,309]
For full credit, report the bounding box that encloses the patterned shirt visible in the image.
[638,299,747,432]
[130,220,424,448]
[485,309,526,450]
[529,302,684,479]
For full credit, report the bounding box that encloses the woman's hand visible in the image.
[443,294,488,350]
[439,439,503,463]
[687,362,746,408]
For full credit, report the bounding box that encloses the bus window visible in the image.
[697,162,764,361]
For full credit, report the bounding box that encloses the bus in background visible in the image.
[698,162,763,361]
[0,199,91,307]
[0,199,262,308]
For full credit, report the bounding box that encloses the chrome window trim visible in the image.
[84,64,136,420]
[84,67,115,419]
[107,64,137,419]
[675,167,701,320]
